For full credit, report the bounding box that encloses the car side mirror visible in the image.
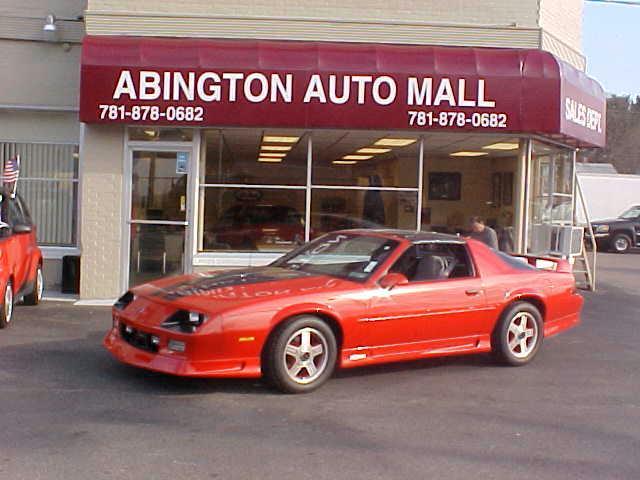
[379,272,409,290]
[13,224,32,234]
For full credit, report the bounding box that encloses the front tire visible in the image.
[263,315,337,394]
[23,265,43,306]
[492,302,543,366]
[611,233,632,254]
[0,281,14,329]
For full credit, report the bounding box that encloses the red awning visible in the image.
[80,36,606,147]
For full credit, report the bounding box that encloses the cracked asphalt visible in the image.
[0,253,638,480]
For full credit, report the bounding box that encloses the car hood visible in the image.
[592,218,629,226]
[130,266,355,314]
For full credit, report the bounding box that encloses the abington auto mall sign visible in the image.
[79,36,607,146]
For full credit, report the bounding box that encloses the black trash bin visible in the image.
[62,255,80,294]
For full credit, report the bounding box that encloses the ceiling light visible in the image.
[450,151,489,157]
[143,129,157,137]
[258,158,282,163]
[342,155,373,160]
[262,135,299,143]
[482,142,519,150]
[333,160,357,165]
[259,152,286,158]
[261,145,292,152]
[374,138,416,147]
[357,148,392,154]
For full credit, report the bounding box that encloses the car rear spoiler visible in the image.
[510,255,573,273]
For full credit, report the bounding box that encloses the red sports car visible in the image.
[0,193,44,328]
[105,230,583,393]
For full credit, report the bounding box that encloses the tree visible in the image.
[582,95,640,174]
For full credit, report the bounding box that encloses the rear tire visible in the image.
[0,281,14,329]
[492,302,543,366]
[610,233,632,254]
[23,265,43,306]
[263,315,337,394]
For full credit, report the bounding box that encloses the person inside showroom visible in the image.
[467,216,498,250]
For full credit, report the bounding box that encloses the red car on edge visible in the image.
[0,194,44,328]
[105,230,583,393]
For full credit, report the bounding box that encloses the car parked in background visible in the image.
[106,230,583,393]
[590,205,640,253]
[0,194,43,328]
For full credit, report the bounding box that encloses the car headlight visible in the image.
[595,225,610,233]
[162,310,208,333]
[114,291,135,310]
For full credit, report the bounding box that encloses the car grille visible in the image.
[119,323,158,353]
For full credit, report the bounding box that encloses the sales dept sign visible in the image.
[85,69,517,132]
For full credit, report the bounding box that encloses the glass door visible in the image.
[127,150,191,287]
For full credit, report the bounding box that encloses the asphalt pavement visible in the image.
[0,253,639,480]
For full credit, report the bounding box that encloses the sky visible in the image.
[583,1,640,97]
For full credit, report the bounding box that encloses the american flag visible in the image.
[2,155,20,182]
[2,155,20,195]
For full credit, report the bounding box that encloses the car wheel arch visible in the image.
[261,310,344,366]
[497,295,546,325]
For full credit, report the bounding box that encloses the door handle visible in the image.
[465,289,481,296]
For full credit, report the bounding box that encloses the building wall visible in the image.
[79,124,125,299]
[85,0,584,69]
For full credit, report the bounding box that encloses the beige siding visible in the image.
[0,40,81,108]
[79,124,125,299]
[88,0,539,26]
[539,0,582,53]
[0,111,79,144]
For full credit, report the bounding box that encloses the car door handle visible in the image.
[465,289,481,296]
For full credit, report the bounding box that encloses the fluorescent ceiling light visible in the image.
[374,138,416,147]
[482,142,519,151]
[262,135,299,143]
[342,155,373,160]
[258,158,282,163]
[259,152,287,158]
[357,148,392,154]
[261,145,292,152]
[450,151,489,157]
[333,160,357,165]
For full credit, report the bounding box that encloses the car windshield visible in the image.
[619,206,640,219]
[272,233,398,282]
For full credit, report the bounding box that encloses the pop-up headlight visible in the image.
[162,310,207,333]
[114,291,135,310]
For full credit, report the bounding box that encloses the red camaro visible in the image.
[105,230,583,393]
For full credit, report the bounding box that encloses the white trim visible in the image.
[310,185,419,192]
[200,183,306,189]
[74,299,117,306]
[0,104,79,112]
[193,251,284,267]
[40,246,80,259]
[416,136,424,231]
[128,219,188,226]
[305,135,312,242]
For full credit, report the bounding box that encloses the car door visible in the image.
[6,197,31,290]
[364,242,490,354]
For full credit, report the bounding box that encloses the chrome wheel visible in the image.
[283,327,329,385]
[36,268,44,302]
[4,284,13,324]
[614,236,629,252]
[507,312,538,359]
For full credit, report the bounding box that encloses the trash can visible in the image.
[61,256,80,294]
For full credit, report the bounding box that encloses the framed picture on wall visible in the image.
[428,172,461,201]
[502,172,514,206]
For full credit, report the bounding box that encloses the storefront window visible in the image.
[129,127,193,142]
[200,187,306,252]
[310,189,418,238]
[198,129,308,252]
[202,129,307,186]
[311,131,419,188]
[2,142,79,246]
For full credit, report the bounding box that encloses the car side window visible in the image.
[6,198,25,227]
[389,243,474,282]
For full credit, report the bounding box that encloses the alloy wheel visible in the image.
[282,327,329,385]
[507,312,538,359]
